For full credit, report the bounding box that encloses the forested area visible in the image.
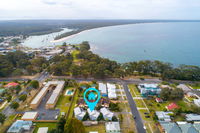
[0,51,48,77]
[0,41,200,80]
[49,42,200,80]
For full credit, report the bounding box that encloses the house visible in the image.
[87,108,100,121]
[74,107,86,120]
[156,98,163,103]
[100,107,114,121]
[105,122,120,133]
[107,83,117,99]
[7,120,32,133]
[138,84,161,97]
[166,103,179,110]
[177,84,191,94]
[177,121,198,133]
[37,127,48,133]
[187,92,196,97]
[21,112,38,121]
[160,122,181,133]
[194,99,200,107]
[160,85,172,89]
[156,111,173,122]
[193,123,200,132]
[4,82,19,88]
[186,114,200,122]
[100,98,110,107]
[99,83,107,97]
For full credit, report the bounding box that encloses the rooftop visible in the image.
[21,112,38,120]
[7,120,32,133]
[37,127,48,133]
[105,122,120,132]
[186,114,200,121]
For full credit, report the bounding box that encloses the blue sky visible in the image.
[0,0,200,20]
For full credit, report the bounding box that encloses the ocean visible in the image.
[23,22,200,66]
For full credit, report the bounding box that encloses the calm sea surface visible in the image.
[23,22,200,66]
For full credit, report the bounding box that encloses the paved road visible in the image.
[122,82,146,133]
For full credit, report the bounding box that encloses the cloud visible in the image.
[0,0,200,19]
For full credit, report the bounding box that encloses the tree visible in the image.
[10,101,19,109]
[82,112,89,121]
[112,116,118,121]
[30,80,39,89]
[57,117,66,133]
[109,102,120,111]
[160,88,171,101]
[170,88,184,100]
[64,118,86,133]
[0,113,6,124]
[6,95,12,102]
[97,113,104,121]
[19,94,27,102]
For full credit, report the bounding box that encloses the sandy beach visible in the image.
[50,29,90,43]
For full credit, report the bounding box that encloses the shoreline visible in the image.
[50,29,90,43]
[49,21,183,43]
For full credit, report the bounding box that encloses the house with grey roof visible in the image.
[186,114,200,122]
[74,107,86,120]
[156,111,173,122]
[194,99,200,107]
[177,84,191,94]
[193,123,200,132]
[87,108,100,121]
[7,120,32,133]
[160,122,182,133]
[177,121,198,133]
[105,122,120,133]
[100,107,114,121]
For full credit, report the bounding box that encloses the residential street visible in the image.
[122,82,146,133]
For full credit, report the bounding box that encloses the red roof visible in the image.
[166,102,179,110]
[4,82,19,87]
[156,98,163,102]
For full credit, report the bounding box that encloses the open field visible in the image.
[128,84,140,97]
[85,124,105,133]
[56,95,71,113]
[134,99,146,108]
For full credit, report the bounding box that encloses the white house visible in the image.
[87,109,100,121]
[156,111,173,122]
[105,122,120,133]
[99,83,107,97]
[186,114,200,121]
[100,107,114,121]
[7,120,32,133]
[194,99,200,107]
[107,83,117,99]
[74,107,86,120]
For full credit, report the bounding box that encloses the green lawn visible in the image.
[85,124,105,133]
[144,99,170,111]
[139,109,151,121]
[67,89,80,120]
[191,86,200,89]
[33,122,57,133]
[128,84,140,97]
[134,99,146,108]
[56,95,71,113]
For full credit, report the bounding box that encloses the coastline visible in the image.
[50,29,90,43]
[49,21,178,43]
